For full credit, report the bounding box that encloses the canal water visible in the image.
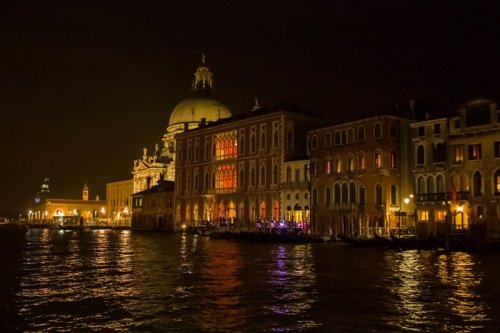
[1,229,500,332]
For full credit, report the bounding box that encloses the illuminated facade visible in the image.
[132,55,232,194]
[106,178,133,226]
[308,115,414,237]
[28,184,106,227]
[281,159,311,232]
[413,99,500,239]
[174,102,323,231]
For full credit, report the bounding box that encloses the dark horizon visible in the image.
[1,1,500,215]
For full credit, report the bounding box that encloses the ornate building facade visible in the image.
[412,99,500,239]
[308,115,414,237]
[131,56,232,194]
[174,102,323,231]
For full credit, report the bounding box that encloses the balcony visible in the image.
[415,191,469,203]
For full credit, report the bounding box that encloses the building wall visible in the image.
[106,179,133,226]
[131,181,175,231]
[174,108,323,231]
[28,198,106,226]
[309,115,414,237]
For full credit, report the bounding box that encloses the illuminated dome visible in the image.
[167,55,231,132]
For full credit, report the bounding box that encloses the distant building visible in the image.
[28,183,106,227]
[131,180,175,231]
[105,179,133,226]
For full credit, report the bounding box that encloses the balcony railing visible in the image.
[415,191,469,203]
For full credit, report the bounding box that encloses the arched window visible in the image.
[494,170,500,195]
[273,165,279,184]
[358,126,365,142]
[374,150,382,169]
[334,184,341,203]
[416,145,425,165]
[347,154,355,171]
[325,133,331,147]
[359,185,366,205]
[341,183,348,203]
[335,131,341,145]
[312,188,318,206]
[311,135,318,149]
[348,128,354,143]
[427,176,435,193]
[261,132,266,149]
[261,166,266,186]
[325,187,331,205]
[473,171,483,196]
[436,175,445,193]
[417,176,425,194]
[359,152,366,170]
[251,134,256,153]
[434,142,446,163]
[349,182,356,203]
[390,185,397,205]
[335,155,342,173]
[273,130,279,148]
[374,123,382,138]
[240,135,245,154]
[251,167,256,186]
[390,150,397,169]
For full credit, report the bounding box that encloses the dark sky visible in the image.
[1,0,500,215]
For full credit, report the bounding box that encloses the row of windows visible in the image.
[180,164,283,193]
[178,124,295,163]
[415,142,500,166]
[310,150,398,175]
[311,122,398,149]
[416,170,500,196]
[311,183,390,206]
[415,123,442,137]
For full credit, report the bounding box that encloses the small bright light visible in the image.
[457,205,464,213]
[182,224,186,229]
[404,198,410,204]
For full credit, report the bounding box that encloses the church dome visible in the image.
[167,55,232,131]
[168,90,231,128]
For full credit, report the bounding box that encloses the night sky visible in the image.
[1,1,500,215]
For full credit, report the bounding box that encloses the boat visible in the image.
[339,235,383,248]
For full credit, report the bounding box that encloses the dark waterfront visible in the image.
[1,229,500,332]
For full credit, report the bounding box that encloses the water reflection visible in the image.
[4,231,500,332]
[266,244,320,331]
[437,252,487,332]
[195,239,245,332]
[386,250,489,333]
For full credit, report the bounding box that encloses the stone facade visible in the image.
[174,103,323,231]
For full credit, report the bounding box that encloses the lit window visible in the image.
[374,150,382,168]
[419,210,429,221]
[325,160,331,174]
[452,145,463,164]
[468,143,482,160]
[435,211,446,222]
